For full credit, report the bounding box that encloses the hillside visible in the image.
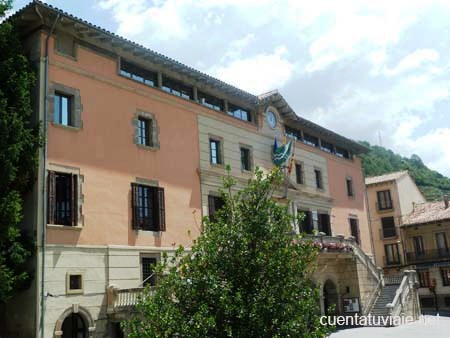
[359,142,450,201]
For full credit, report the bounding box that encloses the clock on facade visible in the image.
[266,110,277,129]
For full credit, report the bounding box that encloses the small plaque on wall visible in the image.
[343,297,360,313]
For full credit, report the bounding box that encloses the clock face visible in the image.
[266,110,277,129]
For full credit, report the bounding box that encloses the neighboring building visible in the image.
[402,196,450,313]
[365,171,426,272]
[1,2,418,338]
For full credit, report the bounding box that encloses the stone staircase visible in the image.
[368,273,420,326]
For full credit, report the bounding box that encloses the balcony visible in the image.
[107,286,153,314]
[405,249,450,264]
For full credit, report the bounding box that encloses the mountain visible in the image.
[359,141,450,201]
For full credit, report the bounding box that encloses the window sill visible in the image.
[210,163,225,169]
[135,229,161,237]
[51,122,82,132]
[136,143,160,151]
[47,224,82,230]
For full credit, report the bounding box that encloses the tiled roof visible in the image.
[403,201,450,226]
[365,171,409,185]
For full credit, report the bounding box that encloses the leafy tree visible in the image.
[0,0,39,302]
[124,168,332,338]
[360,141,450,201]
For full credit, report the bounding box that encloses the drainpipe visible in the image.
[39,10,60,338]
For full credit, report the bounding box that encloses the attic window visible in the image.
[303,133,319,147]
[320,140,334,153]
[285,126,302,140]
[198,91,223,111]
[162,76,193,99]
[55,32,76,58]
[336,146,350,159]
[120,59,157,87]
[227,103,251,122]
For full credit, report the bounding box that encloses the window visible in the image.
[420,297,434,308]
[445,297,450,307]
[120,59,157,87]
[54,93,72,126]
[384,243,400,265]
[315,169,323,189]
[198,91,223,111]
[141,256,157,287]
[208,195,225,221]
[412,236,425,256]
[299,210,313,234]
[138,117,152,146]
[227,103,251,122]
[436,232,449,255]
[47,171,78,226]
[209,139,223,165]
[336,147,350,159]
[295,163,303,184]
[66,273,83,294]
[55,32,76,57]
[440,268,450,286]
[346,178,354,197]
[240,146,252,171]
[418,270,431,288]
[349,218,360,245]
[285,126,302,141]
[377,190,393,210]
[320,140,334,153]
[381,217,396,238]
[318,213,331,236]
[131,184,165,232]
[303,133,319,147]
[162,76,193,99]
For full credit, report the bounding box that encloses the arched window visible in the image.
[61,313,86,338]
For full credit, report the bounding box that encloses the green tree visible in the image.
[124,168,332,338]
[0,0,39,302]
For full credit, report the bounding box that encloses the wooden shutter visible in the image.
[157,187,166,231]
[71,174,78,226]
[208,195,216,220]
[47,171,56,224]
[131,183,139,229]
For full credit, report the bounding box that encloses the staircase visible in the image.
[370,283,400,317]
[368,272,420,326]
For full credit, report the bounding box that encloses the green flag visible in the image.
[273,140,292,166]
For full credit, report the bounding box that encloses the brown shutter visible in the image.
[131,183,139,229]
[71,174,78,226]
[157,187,166,231]
[47,171,56,224]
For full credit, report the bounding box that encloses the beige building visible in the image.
[402,197,450,313]
[365,171,426,272]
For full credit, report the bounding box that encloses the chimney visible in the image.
[445,195,449,209]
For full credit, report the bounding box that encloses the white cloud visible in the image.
[384,49,440,76]
[209,46,295,94]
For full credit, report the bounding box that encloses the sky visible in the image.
[11,0,450,177]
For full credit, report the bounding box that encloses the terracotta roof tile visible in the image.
[403,201,450,226]
[365,170,409,185]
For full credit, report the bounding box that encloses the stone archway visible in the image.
[323,279,338,315]
[54,305,95,338]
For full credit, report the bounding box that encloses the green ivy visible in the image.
[0,0,39,302]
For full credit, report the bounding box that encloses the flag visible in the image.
[273,140,292,166]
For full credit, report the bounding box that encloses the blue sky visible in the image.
[11,0,450,177]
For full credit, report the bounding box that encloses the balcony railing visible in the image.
[405,249,450,264]
[107,286,154,314]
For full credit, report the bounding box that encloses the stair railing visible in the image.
[386,270,416,318]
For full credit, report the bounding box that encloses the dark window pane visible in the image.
[138,117,152,146]
[315,170,323,189]
[198,91,223,111]
[377,190,393,210]
[318,213,331,235]
[285,126,302,141]
[336,147,350,159]
[349,218,360,244]
[208,195,225,221]
[320,140,334,153]
[120,59,157,87]
[142,257,157,286]
[210,139,222,164]
[299,210,313,234]
[295,164,303,184]
[346,178,354,197]
[162,76,193,99]
[136,185,158,231]
[240,147,251,171]
[69,274,82,290]
[303,133,319,147]
[54,173,72,225]
[381,217,396,238]
[228,103,251,122]
[385,243,400,265]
